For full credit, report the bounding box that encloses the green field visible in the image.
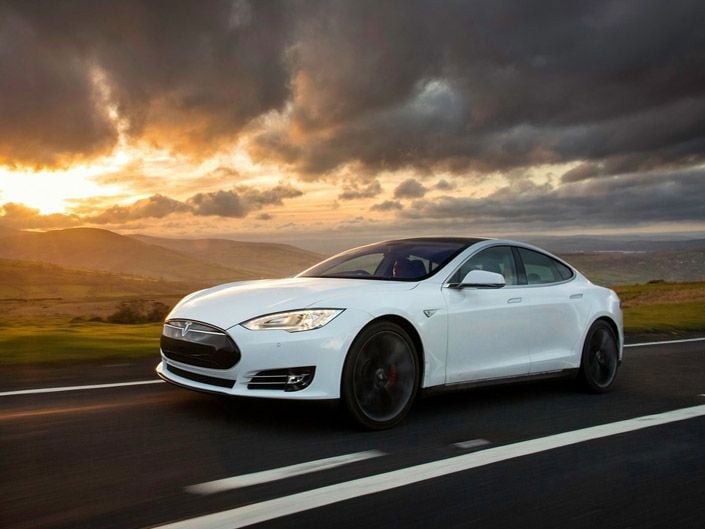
[0,319,162,365]
[614,281,705,334]
[1,281,703,366]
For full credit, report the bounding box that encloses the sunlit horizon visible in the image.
[1,1,703,244]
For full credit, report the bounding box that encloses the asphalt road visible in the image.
[1,339,704,529]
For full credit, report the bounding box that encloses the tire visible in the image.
[577,320,619,393]
[342,321,419,430]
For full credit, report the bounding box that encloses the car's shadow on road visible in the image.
[161,376,599,439]
[165,389,351,433]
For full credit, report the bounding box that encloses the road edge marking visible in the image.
[453,439,490,450]
[151,404,705,529]
[0,379,164,397]
[625,337,705,348]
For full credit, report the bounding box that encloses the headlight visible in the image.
[241,309,344,332]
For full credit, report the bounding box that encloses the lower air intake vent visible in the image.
[248,367,315,392]
[161,320,240,369]
[166,364,235,388]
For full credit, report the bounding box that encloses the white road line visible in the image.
[453,439,490,450]
[0,379,163,397]
[625,337,705,348]
[187,450,385,495]
[152,404,705,529]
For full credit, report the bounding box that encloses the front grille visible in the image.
[247,366,315,392]
[161,320,240,369]
[166,364,235,388]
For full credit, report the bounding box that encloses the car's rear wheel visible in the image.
[578,320,619,393]
[342,321,419,430]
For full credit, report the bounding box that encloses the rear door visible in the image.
[514,247,590,373]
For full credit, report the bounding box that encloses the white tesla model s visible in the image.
[157,238,623,429]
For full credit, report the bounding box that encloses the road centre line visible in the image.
[0,379,163,397]
[453,439,490,450]
[152,404,705,529]
[625,337,705,348]
[187,450,385,495]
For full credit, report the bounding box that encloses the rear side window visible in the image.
[518,248,574,285]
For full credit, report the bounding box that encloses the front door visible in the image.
[443,246,531,384]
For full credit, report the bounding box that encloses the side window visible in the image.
[450,246,519,285]
[518,248,574,285]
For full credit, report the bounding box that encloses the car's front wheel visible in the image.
[578,320,619,393]
[342,321,419,430]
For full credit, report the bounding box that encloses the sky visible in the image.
[1,0,704,252]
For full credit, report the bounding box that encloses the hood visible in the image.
[166,277,417,330]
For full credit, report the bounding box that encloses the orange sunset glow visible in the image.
[1,1,704,253]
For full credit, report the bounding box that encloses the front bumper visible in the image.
[156,308,370,400]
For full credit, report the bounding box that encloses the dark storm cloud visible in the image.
[0,7,117,166]
[434,179,455,191]
[1,0,291,165]
[2,0,704,190]
[252,0,705,178]
[187,190,247,218]
[90,194,190,224]
[401,169,705,227]
[338,180,382,201]
[370,200,403,212]
[237,184,303,208]
[394,179,428,199]
[187,184,302,217]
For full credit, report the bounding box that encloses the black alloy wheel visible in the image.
[342,321,419,430]
[578,320,619,393]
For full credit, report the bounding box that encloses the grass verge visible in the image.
[0,319,161,365]
[621,301,705,334]
[614,281,705,334]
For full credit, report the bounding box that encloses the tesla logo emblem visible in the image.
[181,321,192,336]
[423,309,438,318]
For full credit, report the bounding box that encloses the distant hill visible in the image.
[530,236,705,254]
[0,228,260,285]
[561,249,705,285]
[0,258,191,300]
[130,234,323,278]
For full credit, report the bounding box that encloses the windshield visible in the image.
[299,239,476,281]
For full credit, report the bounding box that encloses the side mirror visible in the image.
[458,269,506,289]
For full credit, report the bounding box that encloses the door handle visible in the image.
[569,293,583,300]
[507,297,522,304]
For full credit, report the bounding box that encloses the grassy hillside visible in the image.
[131,234,323,278]
[0,228,260,285]
[0,258,191,300]
[0,258,193,320]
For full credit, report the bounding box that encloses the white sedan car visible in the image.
[157,238,622,429]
